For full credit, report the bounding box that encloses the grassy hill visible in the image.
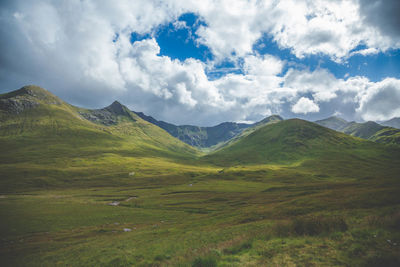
[316,116,400,145]
[0,85,201,192]
[1,86,400,266]
[206,119,396,166]
[208,114,283,151]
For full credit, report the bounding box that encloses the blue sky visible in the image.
[1,0,400,125]
[152,13,400,83]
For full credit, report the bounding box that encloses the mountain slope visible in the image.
[314,116,348,131]
[0,86,200,191]
[341,121,385,139]
[205,119,398,166]
[0,86,197,156]
[381,117,400,129]
[134,111,253,147]
[210,115,283,151]
[316,117,400,145]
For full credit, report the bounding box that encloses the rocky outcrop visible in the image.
[0,85,63,114]
[0,98,39,114]
[79,101,136,126]
[79,109,118,125]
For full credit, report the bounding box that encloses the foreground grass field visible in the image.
[1,157,400,266]
[1,86,400,266]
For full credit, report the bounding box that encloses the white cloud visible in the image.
[291,97,320,114]
[283,68,339,102]
[0,0,400,125]
[356,78,400,121]
[191,0,400,61]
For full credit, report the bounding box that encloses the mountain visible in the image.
[134,111,260,147]
[211,114,284,150]
[314,116,348,131]
[0,86,198,190]
[381,117,400,129]
[315,116,400,145]
[341,121,385,139]
[205,119,398,166]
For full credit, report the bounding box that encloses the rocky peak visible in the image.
[0,85,62,114]
[105,101,131,116]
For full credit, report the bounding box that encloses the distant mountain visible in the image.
[341,121,385,139]
[314,116,348,131]
[381,117,400,129]
[212,114,284,150]
[315,116,400,145]
[134,111,283,148]
[205,119,392,165]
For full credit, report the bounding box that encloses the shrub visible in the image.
[192,255,218,267]
[293,216,347,236]
[365,253,400,267]
[273,216,348,236]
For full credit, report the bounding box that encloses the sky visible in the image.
[0,0,400,126]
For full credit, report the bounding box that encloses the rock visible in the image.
[108,201,120,206]
[79,110,118,125]
[0,98,39,114]
[123,228,132,232]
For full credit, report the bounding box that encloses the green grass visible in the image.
[1,86,400,266]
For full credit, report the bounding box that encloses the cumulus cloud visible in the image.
[292,97,320,114]
[0,0,400,125]
[358,0,400,41]
[283,68,339,102]
[192,0,400,61]
[356,78,400,121]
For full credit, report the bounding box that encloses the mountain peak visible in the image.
[315,116,349,131]
[326,116,347,122]
[257,114,283,125]
[105,100,130,116]
[0,85,63,114]
[1,85,60,101]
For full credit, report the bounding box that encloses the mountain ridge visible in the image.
[205,118,395,166]
[133,110,283,148]
[315,116,400,145]
[1,85,398,147]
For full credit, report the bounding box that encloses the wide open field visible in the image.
[1,157,400,266]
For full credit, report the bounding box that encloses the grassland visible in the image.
[1,86,400,266]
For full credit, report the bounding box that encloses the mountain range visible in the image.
[315,116,400,145]
[1,86,399,153]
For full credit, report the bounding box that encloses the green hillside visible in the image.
[206,119,400,166]
[1,86,400,266]
[209,114,283,151]
[0,86,200,192]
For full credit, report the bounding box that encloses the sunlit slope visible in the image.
[205,119,400,166]
[0,86,200,191]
